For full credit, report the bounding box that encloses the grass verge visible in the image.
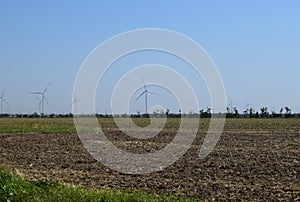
[0,167,196,202]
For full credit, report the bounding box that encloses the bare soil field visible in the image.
[0,118,299,201]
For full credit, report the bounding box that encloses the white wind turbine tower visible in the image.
[30,82,50,114]
[0,87,9,114]
[135,78,158,114]
[34,96,42,114]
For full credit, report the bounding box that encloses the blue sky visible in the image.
[0,1,299,114]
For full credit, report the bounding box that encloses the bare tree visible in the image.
[284,107,292,117]
[233,107,238,117]
[285,107,291,114]
[260,107,268,117]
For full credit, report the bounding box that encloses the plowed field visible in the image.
[0,118,299,201]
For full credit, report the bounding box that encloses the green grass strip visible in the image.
[0,167,196,202]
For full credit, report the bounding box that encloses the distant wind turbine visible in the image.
[228,98,238,113]
[0,87,9,114]
[69,94,84,114]
[135,78,158,114]
[244,99,254,113]
[30,82,50,114]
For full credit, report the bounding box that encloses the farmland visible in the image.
[0,118,299,201]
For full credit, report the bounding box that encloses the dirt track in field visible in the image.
[0,119,300,201]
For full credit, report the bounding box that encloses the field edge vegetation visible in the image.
[0,166,198,202]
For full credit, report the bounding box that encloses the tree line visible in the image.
[0,106,298,118]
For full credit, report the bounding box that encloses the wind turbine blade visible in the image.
[44,96,49,106]
[30,92,42,94]
[135,91,146,101]
[34,95,40,99]
[141,76,147,90]
[3,98,9,106]
[43,82,51,93]
[148,91,159,96]
[1,87,6,97]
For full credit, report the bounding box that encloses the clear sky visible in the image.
[0,1,299,114]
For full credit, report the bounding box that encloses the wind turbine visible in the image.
[244,99,254,114]
[135,78,158,114]
[30,82,50,114]
[228,98,238,114]
[0,87,9,114]
[69,94,84,114]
